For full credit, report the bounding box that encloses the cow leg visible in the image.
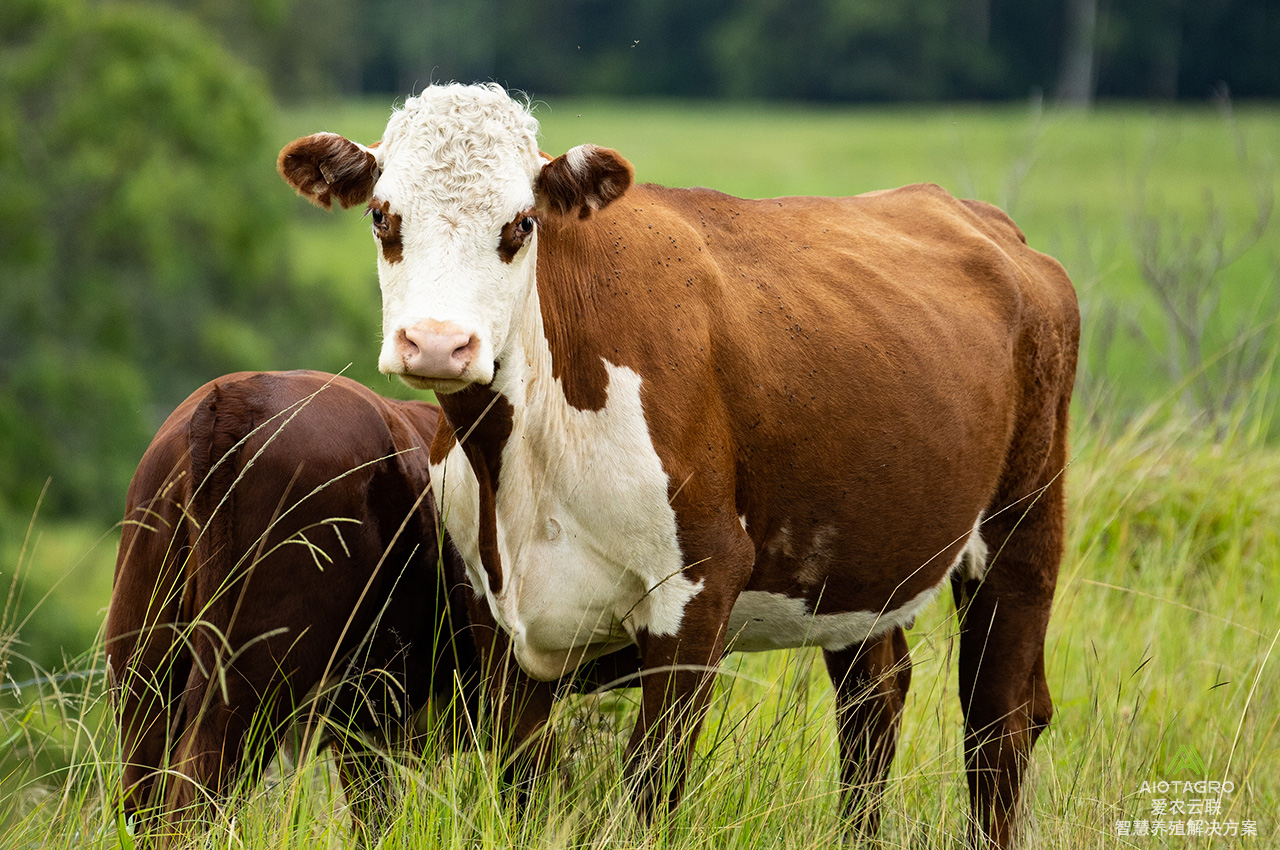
[464,593,559,799]
[622,523,753,820]
[624,567,755,820]
[158,658,285,843]
[623,629,724,819]
[333,737,393,842]
[161,706,261,839]
[824,626,912,837]
[955,491,1061,848]
[160,711,244,842]
[112,624,190,835]
[107,492,192,834]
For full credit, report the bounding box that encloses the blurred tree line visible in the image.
[186,0,1278,102]
[0,0,362,524]
[1,0,1276,529]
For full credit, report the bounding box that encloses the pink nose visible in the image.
[395,320,480,379]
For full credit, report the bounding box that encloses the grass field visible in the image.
[2,99,1278,847]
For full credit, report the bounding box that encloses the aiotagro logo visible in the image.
[1165,744,1208,778]
[1115,744,1258,840]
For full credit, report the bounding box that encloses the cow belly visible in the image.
[726,584,944,652]
[727,513,988,652]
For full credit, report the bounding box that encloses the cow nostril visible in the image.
[452,334,480,365]
[397,328,420,359]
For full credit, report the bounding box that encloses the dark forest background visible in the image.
[185,0,1279,102]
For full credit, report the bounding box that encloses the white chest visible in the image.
[429,363,704,681]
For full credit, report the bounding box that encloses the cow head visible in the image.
[278,83,634,394]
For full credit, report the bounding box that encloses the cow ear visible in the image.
[535,145,634,219]
[277,132,380,210]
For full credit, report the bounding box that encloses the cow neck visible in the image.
[441,215,659,600]
[522,217,614,413]
[481,219,612,429]
[436,383,513,595]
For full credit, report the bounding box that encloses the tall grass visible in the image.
[3,386,1277,847]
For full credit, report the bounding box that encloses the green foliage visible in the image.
[160,0,359,99]
[709,0,1002,101]
[0,0,367,521]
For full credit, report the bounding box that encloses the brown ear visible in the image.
[535,145,633,219]
[277,132,380,210]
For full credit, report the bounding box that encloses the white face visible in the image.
[368,85,545,394]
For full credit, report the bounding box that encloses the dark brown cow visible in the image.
[279,83,1080,847]
[105,370,479,843]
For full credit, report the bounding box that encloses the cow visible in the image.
[278,83,1080,848]
[105,370,481,844]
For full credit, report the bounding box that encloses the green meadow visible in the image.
[2,100,1278,847]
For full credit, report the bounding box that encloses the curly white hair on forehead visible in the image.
[377,83,544,215]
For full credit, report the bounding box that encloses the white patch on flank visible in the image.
[959,512,989,581]
[764,524,795,559]
[795,524,839,585]
[726,512,987,653]
[726,583,945,653]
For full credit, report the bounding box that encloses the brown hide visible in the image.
[450,181,1078,631]
[436,180,1078,847]
[104,370,479,839]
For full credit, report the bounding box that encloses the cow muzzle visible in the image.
[382,319,485,392]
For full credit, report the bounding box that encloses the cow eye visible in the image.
[371,208,385,227]
[517,216,534,234]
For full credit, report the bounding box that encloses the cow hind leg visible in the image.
[158,668,283,845]
[333,737,394,844]
[956,487,1061,849]
[824,626,912,838]
[113,633,190,834]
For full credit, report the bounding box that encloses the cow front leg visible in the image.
[955,498,1060,848]
[464,593,559,799]
[622,539,753,821]
[824,626,912,838]
[623,624,726,820]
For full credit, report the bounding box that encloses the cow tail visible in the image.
[187,384,247,608]
[180,383,256,736]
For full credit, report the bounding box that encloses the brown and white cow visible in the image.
[105,370,480,843]
[279,83,1079,847]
